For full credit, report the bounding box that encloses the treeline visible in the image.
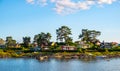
[0,25,101,48]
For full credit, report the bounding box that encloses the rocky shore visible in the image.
[1,52,120,61]
[35,52,120,61]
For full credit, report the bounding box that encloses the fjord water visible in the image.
[0,58,120,71]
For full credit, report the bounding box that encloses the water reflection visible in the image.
[0,58,120,71]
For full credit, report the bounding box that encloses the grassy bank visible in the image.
[1,48,120,60]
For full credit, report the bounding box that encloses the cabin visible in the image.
[43,47,49,50]
[111,42,118,47]
[61,46,77,51]
[15,43,21,48]
[33,42,38,47]
[75,41,90,48]
[0,38,5,48]
[0,45,5,48]
[100,42,112,49]
[118,44,120,47]
[81,44,90,49]
[34,47,41,51]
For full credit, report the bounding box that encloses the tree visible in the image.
[0,38,5,45]
[79,29,101,44]
[6,36,16,48]
[34,32,52,48]
[46,33,52,42]
[6,36,12,43]
[34,35,39,43]
[23,37,31,48]
[56,26,72,43]
[65,37,73,45]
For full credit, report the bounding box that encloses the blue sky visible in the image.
[0,0,120,43]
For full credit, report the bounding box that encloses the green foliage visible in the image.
[82,49,88,53]
[65,37,73,45]
[78,48,83,53]
[11,53,19,57]
[63,51,68,55]
[56,26,72,44]
[34,32,52,47]
[0,49,4,53]
[55,47,61,50]
[6,36,12,42]
[0,38,5,45]
[23,36,31,48]
[105,48,109,54]
[49,46,54,50]
[0,52,11,58]
[56,42,66,46]
[67,42,77,46]
[108,47,120,51]
[88,42,94,48]
[79,29,101,43]
[6,36,17,48]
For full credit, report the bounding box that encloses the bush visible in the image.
[78,48,83,53]
[11,53,19,57]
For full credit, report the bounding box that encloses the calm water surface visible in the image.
[0,58,120,71]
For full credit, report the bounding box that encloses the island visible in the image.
[0,26,120,61]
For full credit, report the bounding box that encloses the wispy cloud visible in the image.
[26,0,118,15]
[26,0,48,6]
[52,0,95,15]
[98,0,116,4]
[26,0,34,4]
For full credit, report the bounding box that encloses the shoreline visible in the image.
[36,52,120,61]
[1,51,120,61]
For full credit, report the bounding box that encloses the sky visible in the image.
[0,0,120,43]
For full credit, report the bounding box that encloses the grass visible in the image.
[1,47,120,58]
